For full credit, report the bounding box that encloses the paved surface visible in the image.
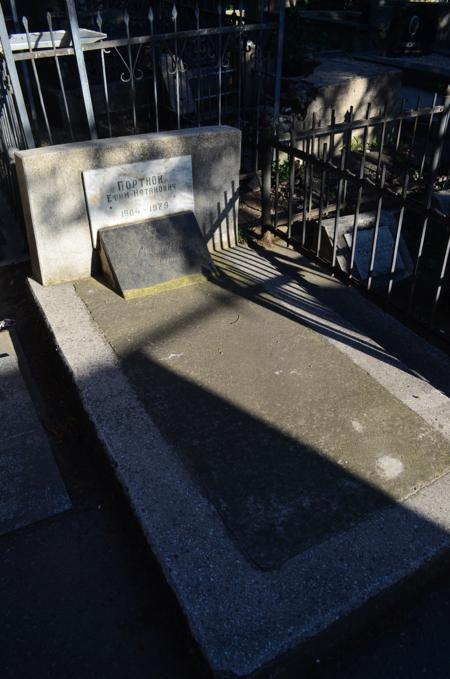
[2,257,450,677]
[0,262,208,679]
[0,329,70,535]
[29,242,450,676]
[0,196,27,266]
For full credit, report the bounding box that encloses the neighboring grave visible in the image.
[321,211,413,282]
[15,126,240,286]
[288,57,401,141]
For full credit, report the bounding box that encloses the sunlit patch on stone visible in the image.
[376,455,404,480]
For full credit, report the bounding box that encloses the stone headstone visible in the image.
[98,212,214,299]
[15,126,241,286]
[321,211,413,282]
[83,155,194,245]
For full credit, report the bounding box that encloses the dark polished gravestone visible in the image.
[98,212,215,299]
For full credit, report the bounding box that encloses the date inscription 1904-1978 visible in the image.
[83,155,195,245]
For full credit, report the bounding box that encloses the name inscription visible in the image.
[83,155,194,244]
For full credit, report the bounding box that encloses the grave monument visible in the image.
[15,126,241,293]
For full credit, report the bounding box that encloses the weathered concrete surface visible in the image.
[289,57,401,130]
[0,330,70,535]
[28,247,450,677]
[77,275,450,569]
[15,126,240,286]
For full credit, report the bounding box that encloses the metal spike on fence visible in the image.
[22,15,53,144]
[47,11,74,141]
[172,3,178,23]
[148,4,159,133]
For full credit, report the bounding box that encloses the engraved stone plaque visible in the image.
[98,212,214,299]
[83,155,194,245]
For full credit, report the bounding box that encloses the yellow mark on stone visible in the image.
[123,273,208,300]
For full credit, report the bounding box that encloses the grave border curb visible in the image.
[28,275,450,678]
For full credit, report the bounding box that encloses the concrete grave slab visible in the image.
[28,243,450,677]
[98,213,214,299]
[0,331,71,536]
[321,210,413,282]
[15,126,240,286]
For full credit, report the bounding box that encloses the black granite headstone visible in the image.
[98,211,214,299]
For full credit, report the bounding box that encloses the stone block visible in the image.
[288,57,401,133]
[15,126,241,286]
[98,212,214,299]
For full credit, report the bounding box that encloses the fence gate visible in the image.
[0,0,285,251]
[264,93,450,343]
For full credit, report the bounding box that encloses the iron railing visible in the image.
[262,92,450,342]
[0,1,284,159]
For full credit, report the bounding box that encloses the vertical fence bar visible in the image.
[273,136,280,233]
[261,134,273,237]
[301,135,310,247]
[342,106,353,203]
[0,3,34,148]
[22,16,53,144]
[172,3,181,129]
[409,88,450,313]
[9,0,38,127]
[253,0,265,172]
[332,147,346,269]
[431,232,450,328]
[394,97,405,153]
[48,12,74,141]
[148,7,160,133]
[273,0,285,133]
[367,164,386,291]
[96,12,112,138]
[236,0,243,131]
[325,108,335,214]
[376,103,387,179]
[287,124,295,241]
[217,3,222,126]
[387,172,409,296]
[124,10,137,133]
[316,143,327,256]
[407,96,420,169]
[195,2,201,127]
[66,0,98,140]
[349,103,371,279]
[419,93,437,179]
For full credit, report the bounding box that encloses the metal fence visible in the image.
[262,93,450,342]
[0,0,285,217]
